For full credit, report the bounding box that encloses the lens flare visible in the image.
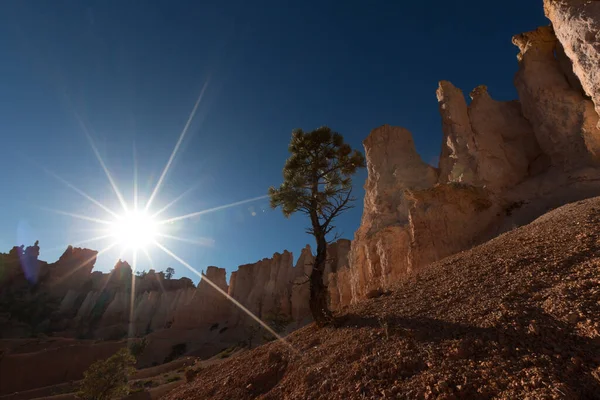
[44,78,292,352]
[109,210,158,250]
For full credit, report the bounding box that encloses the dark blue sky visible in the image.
[0,1,547,282]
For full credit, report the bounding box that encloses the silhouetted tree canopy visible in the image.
[269,126,365,326]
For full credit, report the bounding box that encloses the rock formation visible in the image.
[328,3,600,308]
[344,125,438,300]
[2,1,600,395]
[0,237,351,368]
[512,26,600,165]
[544,0,600,126]
[229,251,295,323]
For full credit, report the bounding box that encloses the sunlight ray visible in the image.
[43,233,113,253]
[42,207,112,225]
[156,233,215,247]
[128,249,138,340]
[155,272,167,294]
[153,241,293,350]
[133,142,139,211]
[75,113,129,212]
[52,242,118,286]
[98,248,126,294]
[145,78,211,212]
[43,167,120,219]
[158,194,269,225]
[37,227,108,235]
[150,181,203,219]
[140,249,166,293]
[97,270,114,295]
[141,247,155,271]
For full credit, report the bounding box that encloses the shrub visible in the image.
[129,338,148,358]
[185,365,202,382]
[77,348,136,400]
[244,324,260,349]
[262,311,290,342]
[217,346,237,359]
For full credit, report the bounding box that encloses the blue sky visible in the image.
[0,1,547,283]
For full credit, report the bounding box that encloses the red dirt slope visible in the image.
[167,198,600,399]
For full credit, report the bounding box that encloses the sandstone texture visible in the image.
[0,237,351,391]
[327,4,600,308]
[345,125,437,301]
[545,0,600,126]
[513,26,600,165]
[167,197,600,400]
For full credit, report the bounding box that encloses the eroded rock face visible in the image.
[171,267,231,330]
[46,246,98,297]
[348,125,437,300]
[229,251,295,323]
[290,245,314,324]
[545,0,600,126]
[360,125,439,234]
[406,184,500,269]
[468,86,542,189]
[332,7,600,308]
[437,81,479,185]
[513,26,600,165]
[437,82,542,192]
[290,241,350,323]
[0,240,354,386]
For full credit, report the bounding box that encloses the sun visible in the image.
[43,80,286,345]
[109,209,159,250]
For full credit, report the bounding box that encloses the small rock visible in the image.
[567,313,579,324]
[528,321,540,335]
[366,288,383,299]
[438,380,449,391]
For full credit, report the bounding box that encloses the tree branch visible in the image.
[322,188,354,230]
[317,160,358,179]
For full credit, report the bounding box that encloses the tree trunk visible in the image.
[309,231,332,327]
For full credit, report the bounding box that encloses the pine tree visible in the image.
[269,126,365,326]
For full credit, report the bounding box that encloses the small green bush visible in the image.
[165,375,181,383]
[217,346,237,359]
[262,311,290,342]
[77,348,136,400]
[129,338,147,358]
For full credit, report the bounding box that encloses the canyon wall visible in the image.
[328,0,600,308]
[0,237,350,367]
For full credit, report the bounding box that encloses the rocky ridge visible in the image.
[0,238,351,373]
[167,194,600,400]
[327,0,600,308]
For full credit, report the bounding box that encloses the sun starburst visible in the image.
[107,209,159,250]
[42,80,286,347]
